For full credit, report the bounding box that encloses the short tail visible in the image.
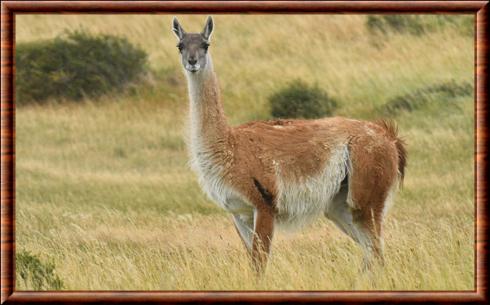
[374,119,407,186]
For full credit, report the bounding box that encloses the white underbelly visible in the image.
[275,146,349,231]
[191,143,349,230]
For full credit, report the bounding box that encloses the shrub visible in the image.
[269,80,338,119]
[381,80,473,116]
[16,250,64,290]
[16,31,148,104]
[366,15,473,36]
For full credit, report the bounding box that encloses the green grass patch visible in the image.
[16,250,64,290]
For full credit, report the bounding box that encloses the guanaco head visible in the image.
[172,16,214,74]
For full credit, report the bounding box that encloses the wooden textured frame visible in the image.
[1,1,488,303]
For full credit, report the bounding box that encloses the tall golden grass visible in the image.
[15,15,474,290]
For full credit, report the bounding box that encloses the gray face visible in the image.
[172,17,214,74]
[176,34,210,73]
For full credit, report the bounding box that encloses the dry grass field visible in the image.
[15,15,474,290]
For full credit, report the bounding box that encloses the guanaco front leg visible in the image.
[251,208,275,273]
[232,213,254,253]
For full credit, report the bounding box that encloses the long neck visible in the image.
[185,54,229,150]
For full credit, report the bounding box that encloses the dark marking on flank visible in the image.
[253,178,274,206]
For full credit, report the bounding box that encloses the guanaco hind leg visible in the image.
[327,203,386,268]
[327,176,390,268]
[344,134,398,268]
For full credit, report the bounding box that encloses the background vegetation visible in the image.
[16,250,64,290]
[15,15,474,290]
[16,31,147,104]
[270,79,338,119]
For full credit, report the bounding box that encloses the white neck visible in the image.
[185,53,229,153]
[185,54,215,106]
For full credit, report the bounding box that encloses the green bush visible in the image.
[16,31,148,104]
[269,80,338,119]
[381,80,473,116]
[16,250,64,290]
[366,15,473,36]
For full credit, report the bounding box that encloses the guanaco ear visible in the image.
[202,16,214,41]
[172,17,185,40]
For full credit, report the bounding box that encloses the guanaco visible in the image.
[172,16,407,272]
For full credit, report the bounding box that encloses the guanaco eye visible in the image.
[177,43,184,52]
[201,43,210,51]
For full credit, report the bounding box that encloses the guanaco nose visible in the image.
[188,58,197,65]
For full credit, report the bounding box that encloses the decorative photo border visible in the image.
[1,1,487,303]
